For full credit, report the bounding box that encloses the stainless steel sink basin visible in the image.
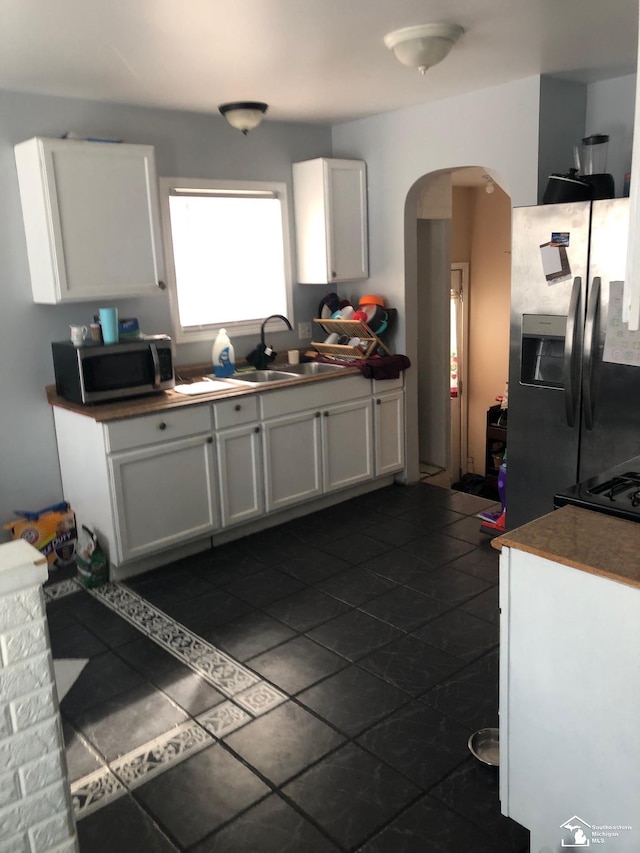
[206,364,345,385]
[223,370,300,384]
[279,362,347,376]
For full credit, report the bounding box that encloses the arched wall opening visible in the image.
[403,166,512,491]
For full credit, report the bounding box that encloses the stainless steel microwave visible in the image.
[52,336,175,404]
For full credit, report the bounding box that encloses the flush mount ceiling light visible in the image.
[218,102,268,135]
[384,23,464,74]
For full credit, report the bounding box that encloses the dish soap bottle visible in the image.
[212,328,235,378]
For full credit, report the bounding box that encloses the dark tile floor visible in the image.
[46,481,529,852]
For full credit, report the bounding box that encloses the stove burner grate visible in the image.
[589,472,640,502]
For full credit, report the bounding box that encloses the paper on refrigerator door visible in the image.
[603,281,640,366]
[540,242,571,282]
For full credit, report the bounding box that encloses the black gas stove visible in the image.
[554,455,640,522]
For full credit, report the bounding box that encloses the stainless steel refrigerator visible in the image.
[507,197,640,529]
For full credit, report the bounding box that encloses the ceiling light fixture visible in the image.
[218,102,268,135]
[484,175,495,194]
[384,23,464,75]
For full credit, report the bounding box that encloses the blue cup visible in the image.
[99,307,119,344]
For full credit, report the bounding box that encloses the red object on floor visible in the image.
[480,509,506,533]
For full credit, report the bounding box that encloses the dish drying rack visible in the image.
[312,319,392,360]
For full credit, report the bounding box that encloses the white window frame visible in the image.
[158,176,294,344]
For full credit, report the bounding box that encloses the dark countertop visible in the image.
[493,505,640,590]
[45,361,362,423]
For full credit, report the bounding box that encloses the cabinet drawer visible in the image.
[372,376,404,394]
[213,396,259,429]
[260,375,370,419]
[105,406,212,452]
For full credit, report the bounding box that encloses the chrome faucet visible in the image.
[255,314,292,369]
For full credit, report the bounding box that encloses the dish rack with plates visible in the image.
[311,319,392,360]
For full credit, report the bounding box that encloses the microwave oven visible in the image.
[52,336,175,404]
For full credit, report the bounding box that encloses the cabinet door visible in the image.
[326,159,369,282]
[15,137,164,303]
[322,398,373,493]
[262,411,322,512]
[216,424,264,527]
[500,546,640,845]
[109,435,217,563]
[374,390,405,476]
[293,158,368,284]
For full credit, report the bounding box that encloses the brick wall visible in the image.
[0,542,78,852]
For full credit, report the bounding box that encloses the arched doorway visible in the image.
[405,167,512,493]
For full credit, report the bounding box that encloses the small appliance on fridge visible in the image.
[507,197,640,529]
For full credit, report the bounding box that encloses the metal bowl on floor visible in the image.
[468,728,500,766]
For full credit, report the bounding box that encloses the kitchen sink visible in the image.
[279,362,347,375]
[205,364,346,385]
[222,370,300,384]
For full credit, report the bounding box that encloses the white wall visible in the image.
[332,76,542,481]
[586,73,636,195]
[0,88,332,539]
[538,77,587,203]
[332,73,637,484]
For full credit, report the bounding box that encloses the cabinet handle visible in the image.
[206,436,213,444]
[331,271,337,278]
[254,426,260,433]
[324,411,329,417]
[158,421,167,430]
[315,411,321,418]
[376,399,382,405]
[234,404,242,411]
[158,280,167,290]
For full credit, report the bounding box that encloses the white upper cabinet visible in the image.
[292,157,368,284]
[15,137,165,304]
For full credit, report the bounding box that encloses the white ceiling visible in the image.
[0,0,637,125]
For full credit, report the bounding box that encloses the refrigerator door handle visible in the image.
[563,276,581,428]
[582,276,601,431]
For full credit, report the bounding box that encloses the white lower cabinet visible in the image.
[262,395,374,512]
[262,410,323,512]
[322,398,373,492]
[53,405,217,568]
[109,434,217,562]
[500,543,640,850]
[53,374,405,571]
[373,388,405,475]
[213,396,264,527]
[216,423,264,526]
[260,375,374,512]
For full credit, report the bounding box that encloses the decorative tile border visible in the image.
[70,767,126,820]
[110,721,212,791]
[234,682,287,716]
[66,580,292,819]
[197,701,252,739]
[71,722,213,820]
[88,583,260,697]
[44,579,81,602]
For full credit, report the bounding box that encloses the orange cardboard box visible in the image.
[4,501,77,569]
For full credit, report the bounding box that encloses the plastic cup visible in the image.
[99,307,119,344]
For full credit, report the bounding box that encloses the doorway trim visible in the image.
[450,261,469,483]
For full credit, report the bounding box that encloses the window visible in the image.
[159,177,293,343]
